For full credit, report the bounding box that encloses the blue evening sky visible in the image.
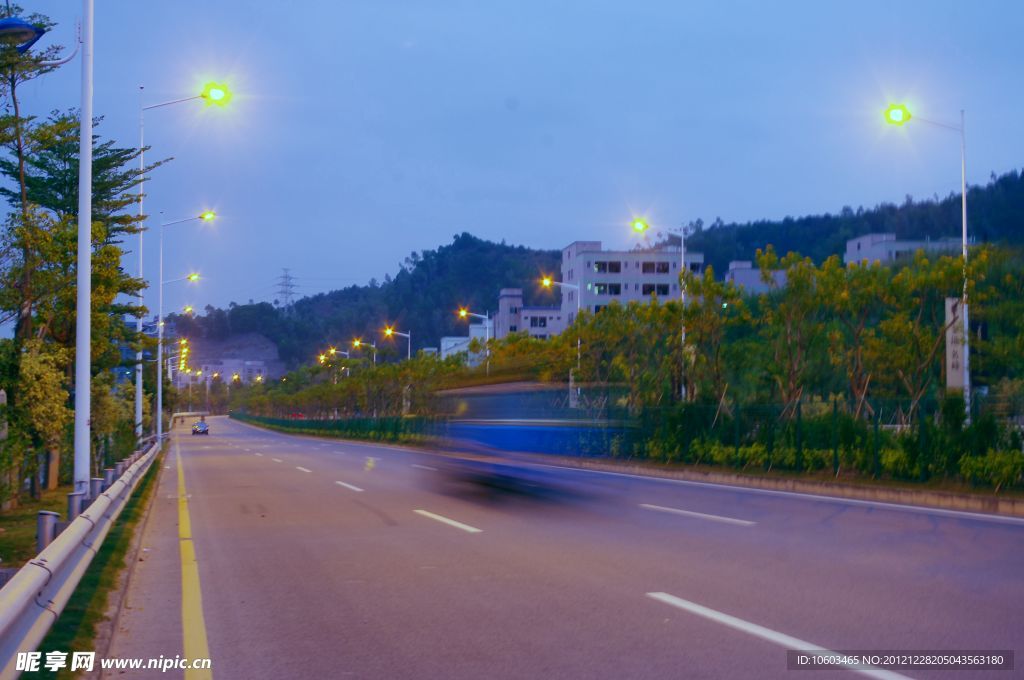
[16,0,1024,316]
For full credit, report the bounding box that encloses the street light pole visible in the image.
[959,109,970,419]
[679,224,688,402]
[384,327,412,361]
[134,82,232,440]
[73,0,94,494]
[631,218,689,401]
[457,309,491,374]
[155,212,213,441]
[134,87,144,439]
[884,104,970,418]
[541,278,581,370]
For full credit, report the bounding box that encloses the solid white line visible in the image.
[335,481,364,492]
[296,466,312,473]
[646,593,910,680]
[272,458,282,463]
[640,503,755,526]
[536,464,1024,526]
[412,464,437,471]
[414,509,482,534]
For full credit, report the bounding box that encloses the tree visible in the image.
[681,265,749,403]
[864,252,974,420]
[755,247,827,416]
[18,340,71,494]
[818,256,891,417]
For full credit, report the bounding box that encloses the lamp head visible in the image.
[631,218,650,233]
[200,82,232,107]
[384,327,394,337]
[541,277,553,288]
[458,308,468,319]
[199,210,216,222]
[353,339,362,348]
[884,103,911,126]
[187,273,200,282]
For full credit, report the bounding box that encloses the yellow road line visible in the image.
[177,438,214,679]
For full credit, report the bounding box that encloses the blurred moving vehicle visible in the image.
[429,382,634,492]
[192,420,210,435]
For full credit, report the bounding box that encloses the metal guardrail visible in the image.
[0,439,160,680]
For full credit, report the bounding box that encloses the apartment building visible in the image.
[558,240,704,325]
[844,233,962,266]
[724,260,787,295]
[494,288,566,340]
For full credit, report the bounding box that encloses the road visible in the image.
[104,416,1023,679]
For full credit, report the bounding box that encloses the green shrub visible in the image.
[960,450,1024,492]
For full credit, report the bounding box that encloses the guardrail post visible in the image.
[67,491,86,521]
[36,511,59,552]
[103,467,115,490]
[90,477,104,500]
[115,461,125,477]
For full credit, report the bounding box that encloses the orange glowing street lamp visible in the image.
[352,339,378,365]
[382,325,412,360]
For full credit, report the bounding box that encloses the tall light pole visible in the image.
[156,211,214,441]
[383,326,412,361]
[73,0,95,494]
[884,103,970,417]
[135,81,232,440]
[540,277,581,370]
[632,218,689,400]
[458,308,491,374]
[352,339,377,365]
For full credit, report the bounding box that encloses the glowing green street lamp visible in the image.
[884,103,911,126]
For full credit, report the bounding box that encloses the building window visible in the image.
[536,334,548,340]
[690,263,700,273]
[642,283,656,295]
[657,284,670,296]
[594,260,622,273]
[642,262,656,273]
[673,262,678,269]
[594,283,607,295]
[510,325,517,332]
[530,317,547,328]
[656,262,670,273]
[594,305,604,313]
[608,283,621,295]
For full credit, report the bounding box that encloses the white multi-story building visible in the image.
[844,233,962,266]
[494,288,566,340]
[558,240,704,325]
[724,260,787,295]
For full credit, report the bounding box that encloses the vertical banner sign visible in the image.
[945,297,966,391]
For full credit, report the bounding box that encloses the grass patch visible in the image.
[32,451,162,679]
[0,485,73,569]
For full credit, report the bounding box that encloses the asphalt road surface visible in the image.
[104,416,1024,679]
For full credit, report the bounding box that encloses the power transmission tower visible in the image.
[276,268,297,310]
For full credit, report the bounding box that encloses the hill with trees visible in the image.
[170,233,560,366]
[686,168,1024,274]
[176,168,1024,369]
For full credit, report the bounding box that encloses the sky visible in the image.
[12,0,1024,318]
